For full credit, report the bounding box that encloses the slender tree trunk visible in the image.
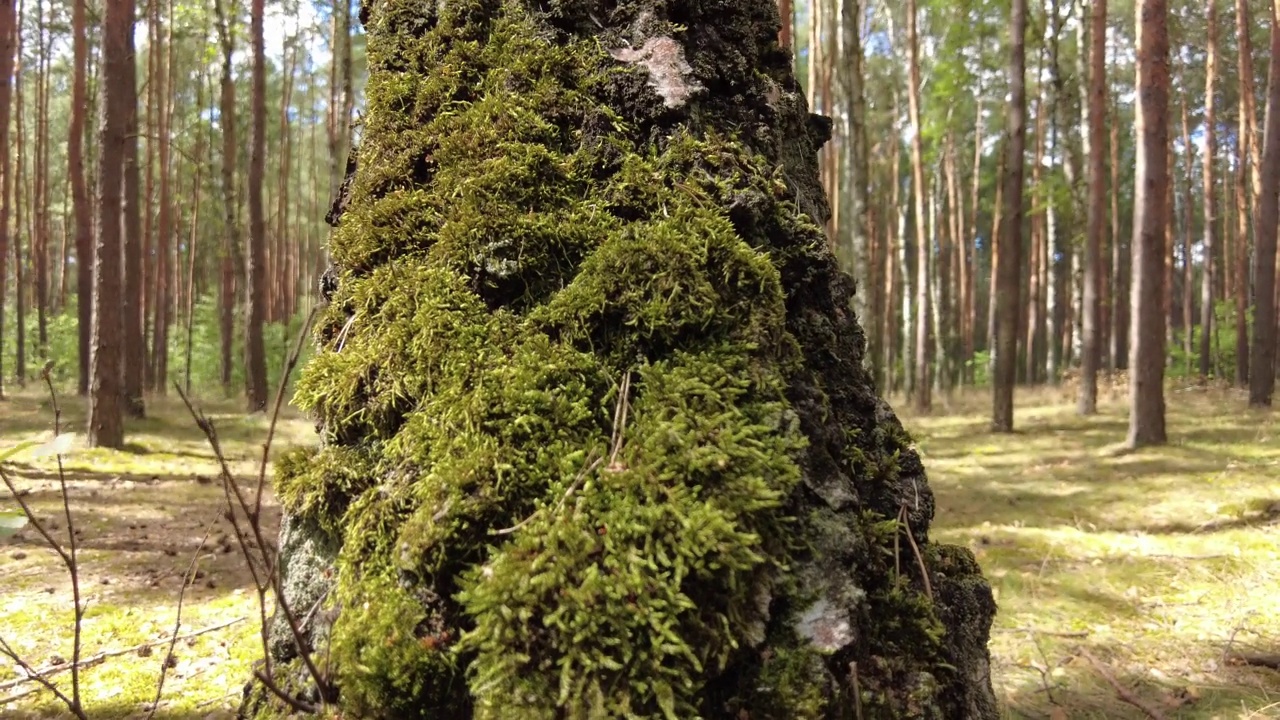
[184,70,206,395]
[1236,0,1254,386]
[245,0,269,411]
[988,143,1006,369]
[967,98,984,383]
[90,0,131,449]
[841,0,869,366]
[1238,0,1263,203]
[327,0,353,208]
[152,0,173,394]
[35,0,50,359]
[1080,0,1106,413]
[72,0,90,396]
[1109,83,1126,373]
[1128,0,1170,447]
[906,0,930,411]
[121,13,145,417]
[994,0,1027,432]
[0,0,14,399]
[14,0,26,387]
[1028,95,1046,385]
[1249,0,1280,407]
[1178,91,1194,375]
[1199,1,1217,380]
[215,0,238,392]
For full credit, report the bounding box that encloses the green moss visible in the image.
[266,0,994,717]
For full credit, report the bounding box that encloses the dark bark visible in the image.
[122,7,145,418]
[993,0,1027,432]
[1200,0,1217,380]
[1079,0,1105,414]
[243,2,997,718]
[214,0,237,392]
[72,0,91,396]
[1128,0,1169,447]
[245,0,268,411]
[0,0,14,399]
[1249,0,1280,407]
[89,0,130,449]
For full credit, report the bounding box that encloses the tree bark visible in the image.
[1079,0,1106,413]
[245,0,268,411]
[122,5,145,417]
[1128,0,1170,447]
[1249,0,1280,407]
[1235,0,1254,386]
[152,0,174,394]
[994,0,1027,432]
[89,0,130,449]
[214,0,237,392]
[906,0,931,411]
[0,0,14,399]
[1200,3,1217,381]
[71,0,91,396]
[245,2,999,717]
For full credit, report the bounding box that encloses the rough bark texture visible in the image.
[993,0,1026,432]
[89,0,129,449]
[243,2,997,718]
[71,0,91,397]
[1079,0,1105,415]
[1250,0,1280,407]
[245,0,269,412]
[1128,0,1169,445]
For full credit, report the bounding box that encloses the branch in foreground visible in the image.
[174,305,330,712]
[0,618,247,696]
[145,524,214,720]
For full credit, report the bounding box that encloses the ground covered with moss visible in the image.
[254,0,997,718]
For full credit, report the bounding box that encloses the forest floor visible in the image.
[900,382,1280,719]
[0,382,1277,719]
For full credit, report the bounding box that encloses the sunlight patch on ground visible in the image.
[901,386,1280,719]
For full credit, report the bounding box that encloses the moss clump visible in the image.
[255,0,997,717]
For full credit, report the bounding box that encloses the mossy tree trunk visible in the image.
[248,1,998,718]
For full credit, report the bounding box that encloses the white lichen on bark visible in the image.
[608,36,703,109]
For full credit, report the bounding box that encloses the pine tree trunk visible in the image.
[122,13,145,417]
[244,0,268,411]
[89,0,130,449]
[0,0,14,399]
[906,0,931,411]
[214,0,237,392]
[14,0,26,387]
[1128,0,1170,447]
[71,0,91,396]
[1249,0,1280,407]
[1234,125,1249,385]
[993,0,1027,431]
[244,3,998,717]
[1080,0,1106,413]
[152,0,173,395]
[1200,0,1217,380]
[1179,92,1194,376]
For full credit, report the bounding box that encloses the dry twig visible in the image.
[1080,649,1168,720]
[0,618,246,695]
[145,524,215,719]
[175,305,329,713]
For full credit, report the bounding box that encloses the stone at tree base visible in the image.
[242,0,998,717]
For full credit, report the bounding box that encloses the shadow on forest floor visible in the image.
[3,383,1279,718]
[898,384,1280,719]
[0,387,309,719]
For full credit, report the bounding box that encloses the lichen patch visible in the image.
[607,36,703,109]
